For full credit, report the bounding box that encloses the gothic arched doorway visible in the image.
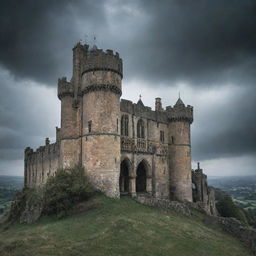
[136,161,147,193]
[120,159,130,194]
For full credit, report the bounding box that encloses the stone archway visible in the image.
[120,159,130,194]
[136,161,147,193]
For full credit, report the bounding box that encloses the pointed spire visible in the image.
[137,94,144,107]
[175,98,185,107]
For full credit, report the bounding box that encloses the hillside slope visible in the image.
[0,195,253,256]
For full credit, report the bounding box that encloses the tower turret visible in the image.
[167,97,193,202]
[81,47,123,198]
[58,76,81,168]
[72,42,88,98]
[155,97,163,111]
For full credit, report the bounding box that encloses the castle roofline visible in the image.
[174,97,185,107]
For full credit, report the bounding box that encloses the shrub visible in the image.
[43,166,96,218]
[216,195,248,225]
[8,167,96,222]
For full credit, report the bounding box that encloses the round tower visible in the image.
[57,43,89,169]
[167,97,193,202]
[81,47,123,198]
[58,76,80,168]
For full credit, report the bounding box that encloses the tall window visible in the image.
[160,130,164,143]
[137,119,145,138]
[121,115,129,136]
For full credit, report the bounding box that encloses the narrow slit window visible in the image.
[88,121,92,133]
[160,131,164,142]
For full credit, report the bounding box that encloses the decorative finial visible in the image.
[139,94,142,100]
[197,162,200,170]
[179,92,181,99]
[93,35,97,45]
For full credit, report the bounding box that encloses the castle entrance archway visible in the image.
[120,159,130,194]
[136,161,147,193]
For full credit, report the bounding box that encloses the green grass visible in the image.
[0,195,253,256]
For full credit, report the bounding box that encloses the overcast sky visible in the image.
[0,0,255,176]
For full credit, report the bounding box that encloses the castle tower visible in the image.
[57,43,89,169]
[167,97,193,202]
[81,47,123,198]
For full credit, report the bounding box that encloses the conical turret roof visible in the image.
[137,98,144,107]
[174,97,185,107]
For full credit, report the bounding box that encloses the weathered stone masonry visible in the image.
[24,42,214,208]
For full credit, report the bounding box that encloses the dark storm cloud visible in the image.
[127,0,256,85]
[191,85,256,161]
[0,0,256,172]
[0,0,107,85]
[0,68,59,162]
[1,0,256,86]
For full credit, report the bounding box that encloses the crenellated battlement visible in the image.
[166,104,193,124]
[24,142,60,187]
[82,48,123,78]
[57,77,74,99]
[72,42,89,52]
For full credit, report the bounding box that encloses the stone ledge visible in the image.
[81,84,122,96]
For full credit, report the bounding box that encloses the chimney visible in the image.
[155,97,163,111]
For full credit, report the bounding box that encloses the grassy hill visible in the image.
[0,195,253,256]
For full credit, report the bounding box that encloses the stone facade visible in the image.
[24,43,214,206]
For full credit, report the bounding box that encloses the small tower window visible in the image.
[121,115,129,136]
[117,118,119,133]
[160,131,164,142]
[137,119,145,138]
[88,120,92,133]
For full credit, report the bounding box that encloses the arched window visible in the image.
[121,115,129,136]
[137,119,145,138]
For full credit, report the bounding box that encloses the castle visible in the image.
[24,43,215,213]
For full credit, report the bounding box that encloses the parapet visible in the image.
[120,99,133,113]
[57,77,74,99]
[166,104,193,123]
[25,147,34,159]
[120,98,168,123]
[72,42,89,52]
[82,48,123,78]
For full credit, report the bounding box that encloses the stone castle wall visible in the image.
[24,142,59,188]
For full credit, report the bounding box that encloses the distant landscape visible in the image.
[0,175,23,214]
[208,175,256,219]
